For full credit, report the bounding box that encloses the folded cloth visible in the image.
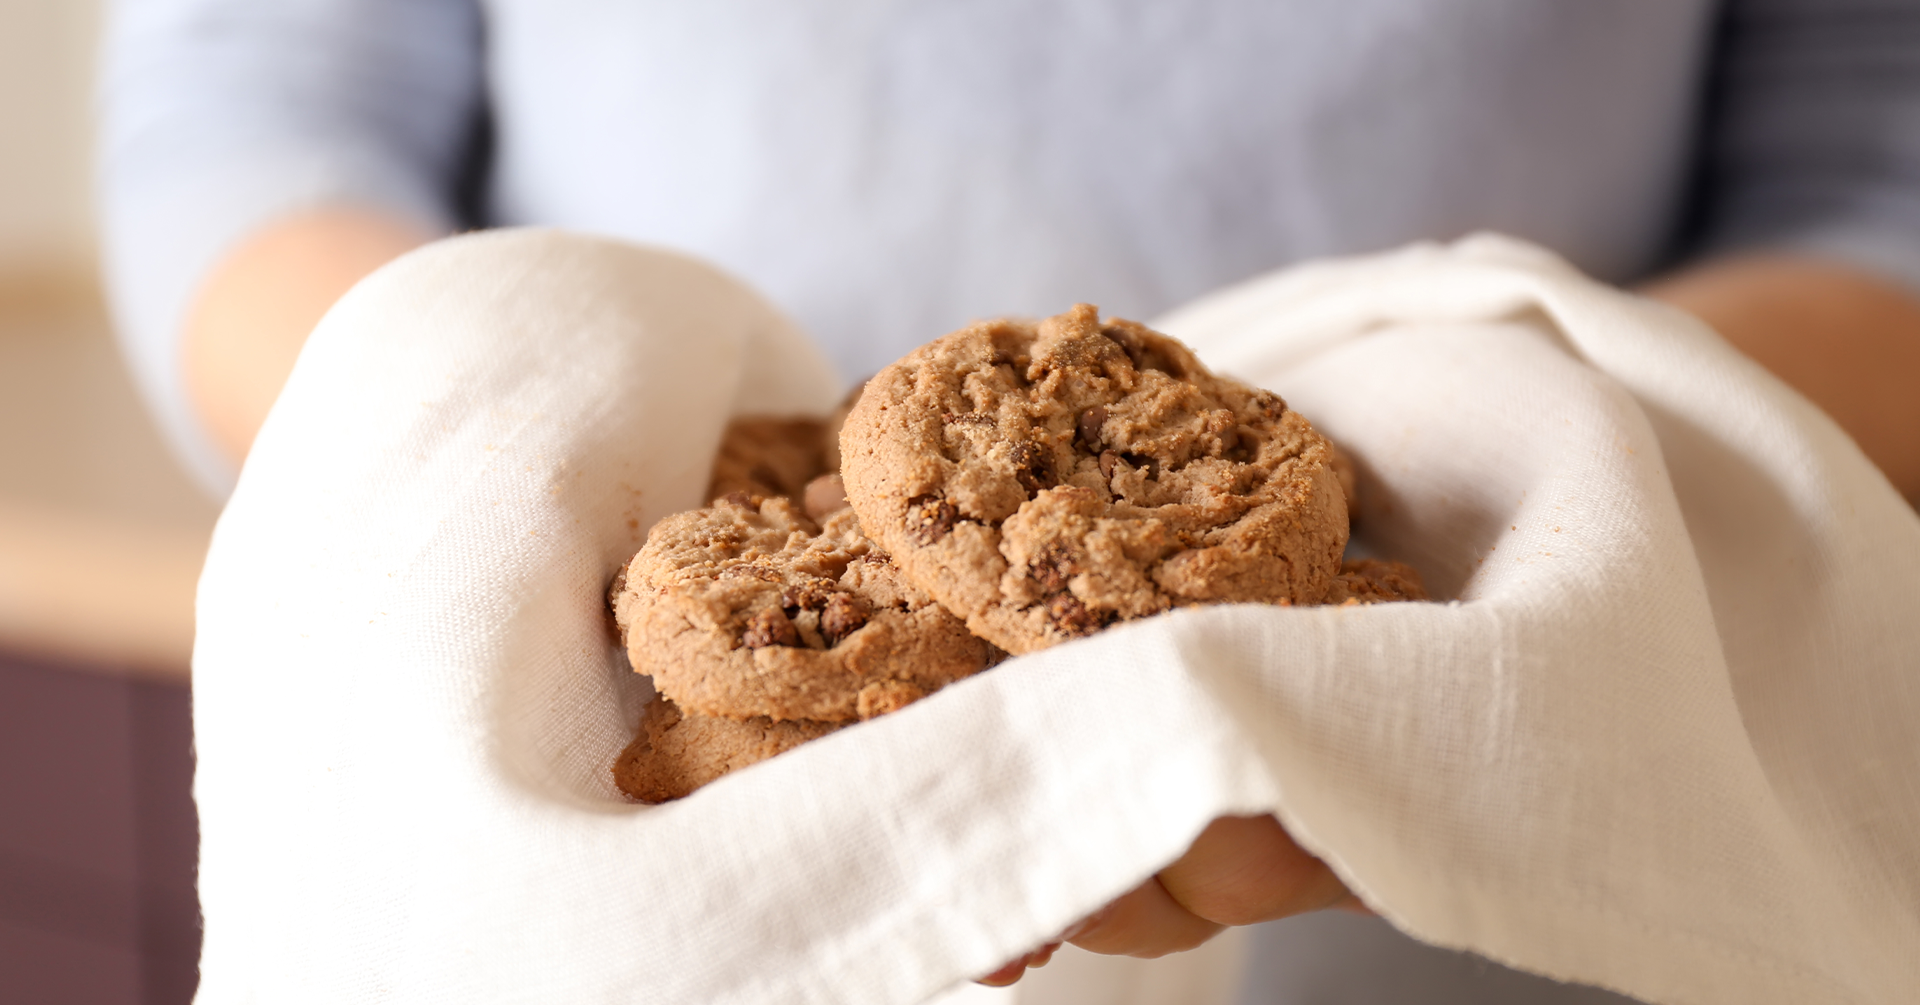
[193,229,1920,1004]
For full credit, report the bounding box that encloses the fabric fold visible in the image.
[192,229,1918,1005]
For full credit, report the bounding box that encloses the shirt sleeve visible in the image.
[1694,0,1920,292]
[96,0,486,496]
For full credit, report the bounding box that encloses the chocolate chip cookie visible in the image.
[611,491,999,722]
[705,416,832,502]
[822,381,865,474]
[838,304,1349,654]
[612,696,843,804]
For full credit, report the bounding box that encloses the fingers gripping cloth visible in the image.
[192,230,1920,1004]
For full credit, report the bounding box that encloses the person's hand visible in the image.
[1644,253,1920,503]
[184,207,431,464]
[976,814,1361,987]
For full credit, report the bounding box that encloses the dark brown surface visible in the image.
[0,652,199,1005]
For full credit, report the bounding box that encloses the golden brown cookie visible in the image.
[704,416,832,502]
[613,696,843,803]
[612,493,1000,722]
[1326,438,1358,517]
[1323,559,1428,605]
[802,472,851,523]
[839,304,1349,654]
[822,381,866,474]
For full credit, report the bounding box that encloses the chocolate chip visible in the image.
[1252,391,1287,419]
[820,593,872,645]
[1099,450,1120,479]
[1045,593,1104,638]
[905,494,959,546]
[1077,406,1107,452]
[741,608,799,649]
[1010,440,1055,493]
[717,491,757,509]
[1028,540,1076,594]
[780,579,834,613]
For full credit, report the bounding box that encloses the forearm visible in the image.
[1644,254,1920,503]
[99,0,483,479]
[183,208,430,463]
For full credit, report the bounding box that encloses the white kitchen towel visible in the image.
[192,229,1920,1004]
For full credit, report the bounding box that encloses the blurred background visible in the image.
[1,0,214,1001]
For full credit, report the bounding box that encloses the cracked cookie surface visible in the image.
[839,304,1348,654]
[612,492,998,722]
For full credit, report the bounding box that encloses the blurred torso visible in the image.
[483,0,1717,379]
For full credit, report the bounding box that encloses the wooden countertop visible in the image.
[0,272,216,684]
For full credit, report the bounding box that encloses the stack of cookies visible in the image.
[609,304,1424,802]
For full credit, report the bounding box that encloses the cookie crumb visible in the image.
[1323,559,1428,604]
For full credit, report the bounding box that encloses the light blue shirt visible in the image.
[98,1,1920,496]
